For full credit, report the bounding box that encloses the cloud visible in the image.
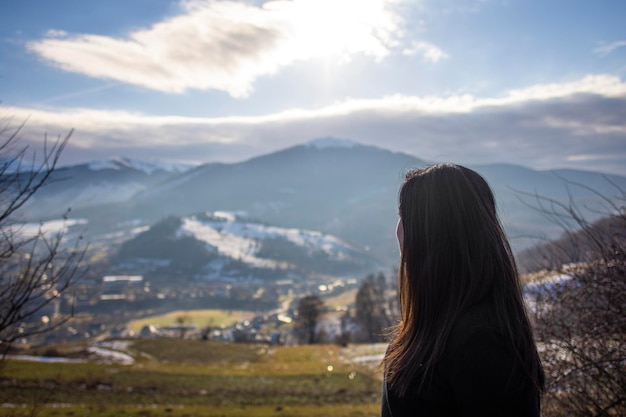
[402,41,449,62]
[6,74,626,175]
[27,0,403,97]
[594,40,626,56]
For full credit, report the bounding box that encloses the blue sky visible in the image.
[1,0,625,174]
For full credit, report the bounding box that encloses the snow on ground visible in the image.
[177,212,355,267]
[88,343,134,365]
[5,355,86,364]
[524,272,575,313]
[214,211,238,222]
[178,216,273,268]
[11,218,88,239]
[6,341,135,366]
[97,225,149,242]
[524,273,573,297]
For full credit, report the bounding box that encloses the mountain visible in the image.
[86,157,193,175]
[19,157,196,219]
[69,139,422,263]
[16,138,626,268]
[468,164,626,250]
[114,211,376,281]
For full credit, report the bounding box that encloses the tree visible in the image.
[294,294,325,344]
[522,180,625,417]
[175,314,190,339]
[354,273,393,342]
[0,121,85,360]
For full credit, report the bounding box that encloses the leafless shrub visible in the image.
[523,180,625,416]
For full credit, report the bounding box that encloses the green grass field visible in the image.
[0,340,385,417]
[127,309,257,332]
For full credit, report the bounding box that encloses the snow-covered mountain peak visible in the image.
[304,137,360,149]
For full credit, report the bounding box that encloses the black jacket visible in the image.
[381,305,541,417]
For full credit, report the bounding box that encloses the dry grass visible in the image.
[0,339,382,417]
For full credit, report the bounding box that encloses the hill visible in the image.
[517,213,626,273]
[20,156,195,219]
[114,211,376,281]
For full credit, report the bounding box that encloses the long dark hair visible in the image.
[383,163,544,397]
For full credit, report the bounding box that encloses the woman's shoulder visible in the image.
[441,305,541,416]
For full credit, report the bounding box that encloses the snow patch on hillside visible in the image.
[13,218,87,239]
[178,216,272,268]
[177,212,355,268]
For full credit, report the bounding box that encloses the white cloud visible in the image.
[27,0,402,97]
[7,74,626,175]
[594,40,626,56]
[402,41,449,62]
[498,74,626,103]
[541,116,626,136]
[567,153,626,162]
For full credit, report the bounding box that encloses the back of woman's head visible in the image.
[398,164,516,321]
[388,163,543,396]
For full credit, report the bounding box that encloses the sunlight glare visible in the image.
[270,0,399,63]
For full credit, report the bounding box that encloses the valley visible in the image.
[6,139,626,349]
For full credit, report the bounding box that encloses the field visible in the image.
[127,309,257,332]
[323,289,358,310]
[0,339,386,417]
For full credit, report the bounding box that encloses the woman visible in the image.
[382,164,544,417]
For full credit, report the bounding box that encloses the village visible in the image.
[24,271,363,347]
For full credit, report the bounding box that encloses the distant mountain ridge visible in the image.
[21,157,196,218]
[13,138,626,269]
[86,156,195,175]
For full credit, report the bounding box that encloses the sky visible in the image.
[1,0,625,175]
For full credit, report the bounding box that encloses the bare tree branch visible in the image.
[0,120,85,361]
[523,179,626,416]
